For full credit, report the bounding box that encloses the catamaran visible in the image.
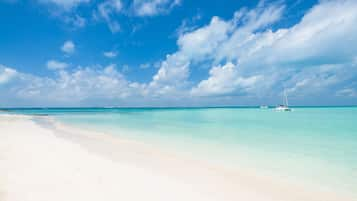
[275,90,291,111]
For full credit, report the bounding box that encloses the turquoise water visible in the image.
[4,107,357,193]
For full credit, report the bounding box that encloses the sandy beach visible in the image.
[0,114,355,201]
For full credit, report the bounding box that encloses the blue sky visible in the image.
[0,0,356,107]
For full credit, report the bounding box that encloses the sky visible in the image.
[0,0,357,107]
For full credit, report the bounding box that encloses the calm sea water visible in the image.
[4,107,357,193]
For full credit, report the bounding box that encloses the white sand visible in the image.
[0,114,355,201]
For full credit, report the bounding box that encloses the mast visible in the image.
[284,90,289,106]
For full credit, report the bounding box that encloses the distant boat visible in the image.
[275,90,291,111]
[260,105,269,109]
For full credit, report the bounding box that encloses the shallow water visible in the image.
[6,107,357,194]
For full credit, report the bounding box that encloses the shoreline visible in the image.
[0,114,355,201]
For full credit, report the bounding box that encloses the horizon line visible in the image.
[1,105,357,110]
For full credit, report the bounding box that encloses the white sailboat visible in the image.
[275,90,291,111]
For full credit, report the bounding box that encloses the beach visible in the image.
[0,113,356,201]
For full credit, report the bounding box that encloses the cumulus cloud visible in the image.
[61,40,75,54]
[150,0,357,101]
[47,60,69,70]
[103,51,118,58]
[146,16,232,97]
[133,0,181,16]
[148,1,283,97]
[191,62,261,97]
[231,0,357,70]
[2,0,357,106]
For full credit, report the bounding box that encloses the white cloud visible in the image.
[226,0,357,97]
[150,0,357,100]
[1,64,142,106]
[0,65,18,84]
[177,16,231,61]
[235,0,357,69]
[47,60,69,70]
[285,64,357,96]
[133,0,181,16]
[61,40,75,54]
[147,1,283,96]
[191,62,261,96]
[103,51,118,58]
[147,16,232,96]
[2,0,357,106]
[37,0,180,32]
[38,0,90,10]
[96,0,122,33]
[36,1,88,29]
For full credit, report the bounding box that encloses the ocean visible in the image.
[3,106,357,194]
